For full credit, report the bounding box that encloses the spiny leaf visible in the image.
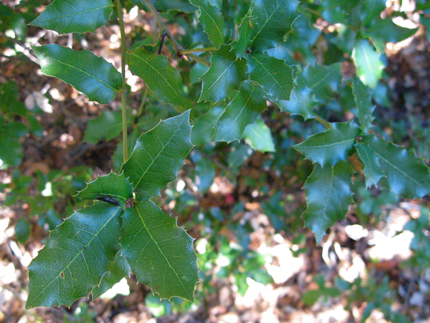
[26,202,123,309]
[303,161,354,243]
[30,0,113,34]
[249,0,299,52]
[199,46,247,103]
[214,80,267,143]
[121,201,198,301]
[351,78,375,132]
[294,122,362,168]
[189,0,224,48]
[360,135,430,198]
[352,40,384,89]
[83,111,123,143]
[123,111,193,201]
[128,49,192,112]
[32,45,122,104]
[76,172,133,207]
[231,5,253,59]
[355,141,384,188]
[277,87,317,121]
[243,118,275,152]
[248,53,294,101]
[191,106,224,146]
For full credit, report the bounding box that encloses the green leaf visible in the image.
[15,218,31,244]
[303,162,354,243]
[294,122,361,167]
[128,49,192,112]
[123,111,193,200]
[91,252,130,299]
[26,202,123,309]
[191,106,223,146]
[32,45,122,104]
[362,19,418,47]
[0,122,29,168]
[83,111,123,143]
[249,0,299,52]
[194,154,215,194]
[352,40,384,89]
[121,201,198,301]
[296,63,342,104]
[243,118,275,152]
[321,0,360,24]
[355,142,384,188]
[214,80,267,143]
[131,0,196,13]
[189,0,224,48]
[199,46,247,103]
[76,172,133,207]
[277,87,317,121]
[30,0,113,34]
[360,135,430,198]
[0,81,19,116]
[248,53,293,101]
[232,5,253,59]
[351,78,375,132]
[361,0,386,27]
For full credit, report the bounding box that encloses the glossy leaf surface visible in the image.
[232,6,253,58]
[351,78,375,132]
[355,142,384,188]
[191,106,224,146]
[189,0,224,48]
[83,111,123,143]
[353,40,383,89]
[277,87,317,121]
[243,119,275,152]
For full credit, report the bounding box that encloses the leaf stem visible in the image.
[180,47,217,54]
[187,54,211,67]
[115,0,128,163]
[312,113,331,129]
[137,86,150,118]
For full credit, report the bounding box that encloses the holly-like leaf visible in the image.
[277,87,317,120]
[249,0,299,52]
[248,53,293,101]
[352,40,384,89]
[199,46,247,103]
[232,5,253,59]
[128,49,192,112]
[91,252,130,299]
[355,142,384,188]
[191,106,224,146]
[26,202,123,309]
[360,135,430,198]
[189,0,224,48]
[121,201,198,301]
[294,122,361,168]
[303,161,354,243]
[351,78,375,132]
[123,111,193,201]
[76,172,133,207]
[32,45,122,104]
[83,111,123,143]
[30,0,113,34]
[296,63,342,104]
[243,118,275,152]
[214,80,267,143]
[362,19,418,48]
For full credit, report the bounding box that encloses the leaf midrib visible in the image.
[33,5,112,24]
[198,3,223,45]
[249,0,282,48]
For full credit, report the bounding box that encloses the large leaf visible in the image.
[294,122,361,168]
[213,80,267,143]
[352,40,384,89]
[243,118,275,152]
[296,63,342,104]
[26,202,123,308]
[360,135,430,198]
[303,162,354,243]
[123,111,193,200]
[249,0,299,52]
[189,0,224,48]
[76,172,133,207]
[128,49,192,112]
[121,201,198,301]
[199,46,247,103]
[277,87,317,121]
[83,111,123,143]
[247,53,293,101]
[30,0,113,34]
[32,45,122,104]
[351,78,375,132]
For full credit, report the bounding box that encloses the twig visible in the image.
[137,86,149,118]
[180,47,217,55]
[157,32,167,55]
[187,53,211,67]
[312,112,331,129]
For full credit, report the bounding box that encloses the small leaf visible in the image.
[30,0,113,34]
[26,202,123,309]
[303,161,354,243]
[277,87,317,121]
[360,135,430,198]
[248,53,294,101]
[362,19,418,47]
[243,118,275,152]
[352,40,384,89]
[194,154,215,194]
[351,78,375,132]
[15,218,31,244]
[214,80,267,143]
[189,0,224,48]
[296,63,342,104]
[32,45,122,104]
[76,172,133,207]
[294,122,361,168]
[361,0,386,27]
[128,49,192,112]
[249,0,299,52]
[231,5,253,59]
[355,142,384,188]
[199,45,247,103]
[121,201,198,301]
[123,111,193,201]
[83,111,123,143]
[191,106,224,146]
